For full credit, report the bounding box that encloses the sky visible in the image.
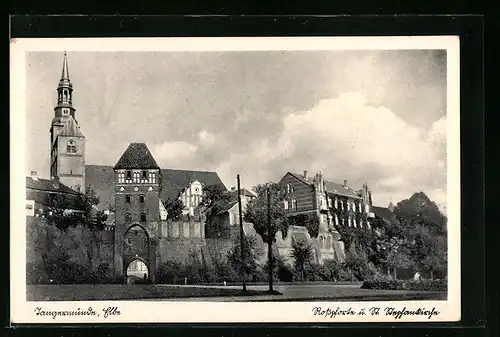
[25,50,447,212]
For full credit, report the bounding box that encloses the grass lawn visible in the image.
[27,284,275,301]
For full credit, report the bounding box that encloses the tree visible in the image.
[201,184,229,208]
[45,185,108,269]
[165,198,183,221]
[244,182,288,242]
[290,240,314,282]
[394,192,448,279]
[227,235,261,280]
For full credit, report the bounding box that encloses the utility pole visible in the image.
[267,186,273,292]
[237,174,247,293]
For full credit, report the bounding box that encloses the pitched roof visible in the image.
[372,206,399,225]
[159,168,226,202]
[85,165,116,210]
[58,116,84,137]
[114,143,160,170]
[26,177,81,209]
[324,180,362,199]
[288,172,312,185]
[84,165,227,209]
[288,172,362,199]
[26,176,79,194]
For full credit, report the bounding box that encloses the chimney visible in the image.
[344,180,348,187]
[30,171,38,181]
[303,170,308,179]
[231,186,236,192]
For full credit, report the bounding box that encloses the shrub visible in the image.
[343,254,375,281]
[361,279,447,291]
[277,264,294,282]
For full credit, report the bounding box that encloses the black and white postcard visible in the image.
[10,36,460,323]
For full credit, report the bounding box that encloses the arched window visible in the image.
[125,213,132,222]
[125,195,131,203]
[348,216,352,227]
[287,184,291,193]
[63,90,68,100]
[291,198,297,210]
[334,214,339,226]
[327,236,332,249]
[148,172,156,184]
[140,213,147,222]
[139,195,145,203]
[66,140,76,153]
[284,200,289,210]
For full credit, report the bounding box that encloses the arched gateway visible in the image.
[113,143,161,284]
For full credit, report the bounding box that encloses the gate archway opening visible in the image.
[126,259,149,284]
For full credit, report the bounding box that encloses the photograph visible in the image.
[10,36,460,323]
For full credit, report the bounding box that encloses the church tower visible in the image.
[113,143,161,283]
[49,52,86,191]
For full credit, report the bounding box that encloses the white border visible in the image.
[10,36,460,324]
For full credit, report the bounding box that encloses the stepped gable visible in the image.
[114,143,160,170]
[58,116,84,137]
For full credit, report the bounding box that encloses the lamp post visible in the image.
[267,186,273,292]
[237,174,247,293]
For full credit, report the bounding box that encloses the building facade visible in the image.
[26,53,227,283]
[278,171,377,264]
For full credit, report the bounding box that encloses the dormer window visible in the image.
[66,140,76,153]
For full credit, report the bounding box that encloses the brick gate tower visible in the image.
[113,143,161,283]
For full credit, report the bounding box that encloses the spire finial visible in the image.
[61,51,70,81]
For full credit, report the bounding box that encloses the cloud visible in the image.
[214,92,447,210]
[151,141,198,165]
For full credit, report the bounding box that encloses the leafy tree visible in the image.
[244,182,288,242]
[287,213,320,238]
[45,185,108,269]
[201,184,229,208]
[227,235,261,280]
[165,198,183,221]
[290,240,314,282]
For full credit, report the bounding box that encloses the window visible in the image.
[139,195,145,203]
[347,200,350,211]
[291,198,297,210]
[353,218,357,227]
[348,216,352,227]
[287,184,291,193]
[359,202,362,213]
[328,197,332,207]
[142,170,147,179]
[284,200,289,210]
[125,195,131,203]
[66,140,77,153]
[148,172,156,184]
[125,213,132,222]
[133,171,140,183]
[340,200,344,210]
[142,238,148,247]
[118,172,125,183]
[126,171,132,179]
[334,214,339,226]
[140,213,146,222]
[334,197,338,208]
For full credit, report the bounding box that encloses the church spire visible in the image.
[60,51,70,82]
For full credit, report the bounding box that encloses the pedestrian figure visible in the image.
[143,273,147,280]
[413,272,421,282]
